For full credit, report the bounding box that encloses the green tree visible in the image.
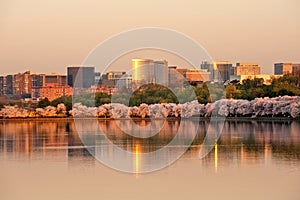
[50,96,72,111]
[226,85,241,99]
[37,98,50,108]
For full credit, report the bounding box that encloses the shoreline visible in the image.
[0,116,299,122]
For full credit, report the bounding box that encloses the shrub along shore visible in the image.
[0,96,300,119]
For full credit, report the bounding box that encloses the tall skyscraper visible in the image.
[67,66,95,88]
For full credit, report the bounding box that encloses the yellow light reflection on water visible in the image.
[214,143,218,173]
[135,143,140,176]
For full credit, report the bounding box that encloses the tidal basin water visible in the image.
[0,119,300,200]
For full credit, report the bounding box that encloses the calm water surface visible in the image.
[0,119,299,200]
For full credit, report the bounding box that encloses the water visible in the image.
[0,119,299,200]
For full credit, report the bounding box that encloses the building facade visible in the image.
[67,66,95,88]
[31,74,44,100]
[235,62,261,76]
[132,58,168,87]
[0,76,4,95]
[274,63,300,75]
[274,63,293,75]
[12,71,32,97]
[185,69,211,83]
[39,86,72,101]
[201,61,233,82]
[5,75,13,95]
[292,64,300,76]
[154,60,168,86]
[132,58,154,84]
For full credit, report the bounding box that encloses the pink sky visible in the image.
[0,0,299,75]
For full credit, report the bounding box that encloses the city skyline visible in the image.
[0,0,299,75]
[0,59,298,76]
[1,59,299,101]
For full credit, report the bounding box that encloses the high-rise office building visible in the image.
[154,60,168,86]
[235,62,261,76]
[12,71,32,97]
[67,66,95,88]
[43,73,67,87]
[31,74,44,100]
[168,66,185,87]
[0,76,4,95]
[94,72,101,85]
[0,74,20,96]
[274,63,293,75]
[274,63,300,75]
[5,75,13,95]
[132,58,168,86]
[38,73,71,100]
[201,61,233,82]
[292,64,300,76]
[132,59,154,84]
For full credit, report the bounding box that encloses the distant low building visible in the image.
[87,85,114,95]
[168,66,211,87]
[234,62,260,76]
[101,71,130,89]
[185,69,211,83]
[231,74,283,85]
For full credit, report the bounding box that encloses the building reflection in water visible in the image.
[0,119,300,171]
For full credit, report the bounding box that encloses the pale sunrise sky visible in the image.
[0,0,299,75]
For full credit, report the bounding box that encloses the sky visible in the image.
[0,0,299,75]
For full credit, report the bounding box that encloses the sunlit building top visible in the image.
[132,58,168,86]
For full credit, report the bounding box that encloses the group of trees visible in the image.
[37,96,72,111]
[226,75,300,100]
